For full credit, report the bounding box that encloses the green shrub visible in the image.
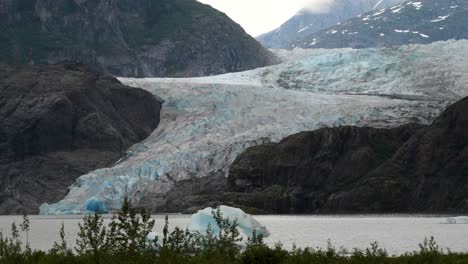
[75,213,109,264]
[50,223,71,256]
[106,197,155,256]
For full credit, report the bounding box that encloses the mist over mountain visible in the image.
[257,0,403,49]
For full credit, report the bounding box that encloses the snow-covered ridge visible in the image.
[40,40,468,214]
[293,0,468,49]
[257,0,404,49]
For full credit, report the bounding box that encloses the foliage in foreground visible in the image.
[0,200,467,264]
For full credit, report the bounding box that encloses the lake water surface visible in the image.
[0,215,467,255]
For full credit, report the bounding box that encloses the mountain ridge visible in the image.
[257,0,403,49]
[291,0,468,49]
[226,95,468,213]
[0,63,162,214]
[0,0,278,77]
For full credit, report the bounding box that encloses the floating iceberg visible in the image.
[444,216,468,224]
[147,232,159,243]
[189,206,270,238]
[41,40,468,215]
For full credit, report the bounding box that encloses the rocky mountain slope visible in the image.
[292,0,468,49]
[40,40,468,215]
[0,63,161,214]
[136,124,422,213]
[257,0,403,49]
[226,96,468,214]
[136,95,468,214]
[0,0,277,77]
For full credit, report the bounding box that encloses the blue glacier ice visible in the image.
[85,199,108,214]
[40,40,468,215]
[189,206,270,238]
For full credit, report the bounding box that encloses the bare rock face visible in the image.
[325,96,468,212]
[0,63,162,214]
[136,174,230,214]
[135,125,423,214]
[227,97,468,214]
[227,125,424,213]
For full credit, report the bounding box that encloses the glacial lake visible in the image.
[0,215,467,255]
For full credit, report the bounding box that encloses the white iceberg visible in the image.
[444,216,468,224]
[189,206,270,238]
[147,232,159,242]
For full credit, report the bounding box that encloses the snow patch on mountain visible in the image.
[373,0,386,9]
[431,15,450,22]
[297,26,310,33]
[406,1,423,10]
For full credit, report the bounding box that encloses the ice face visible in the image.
[40,40,468,215]
[85,199,108,214]
[189,206,270,238]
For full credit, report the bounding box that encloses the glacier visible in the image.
[189,206,270,238]
[40,40,468,215]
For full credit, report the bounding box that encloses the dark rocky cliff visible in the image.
[0,63,162,214]
[325,96,468,212]
[0,0,277,77]
[227,125,423,213]
[227,97,468,214]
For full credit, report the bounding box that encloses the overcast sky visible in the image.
[198,0,324,37]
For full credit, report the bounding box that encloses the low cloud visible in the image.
[303,0,335,14]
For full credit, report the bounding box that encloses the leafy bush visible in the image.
[50,222,70,256]
[107,197,155,256]
[75,213,109,263]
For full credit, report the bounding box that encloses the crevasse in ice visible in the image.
[40,40,468,215]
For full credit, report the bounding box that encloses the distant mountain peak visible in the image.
[0,0,278,77]
[291,0,468,49]
[257,0,404,49]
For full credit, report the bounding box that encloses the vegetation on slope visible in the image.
[0,0,277,77]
